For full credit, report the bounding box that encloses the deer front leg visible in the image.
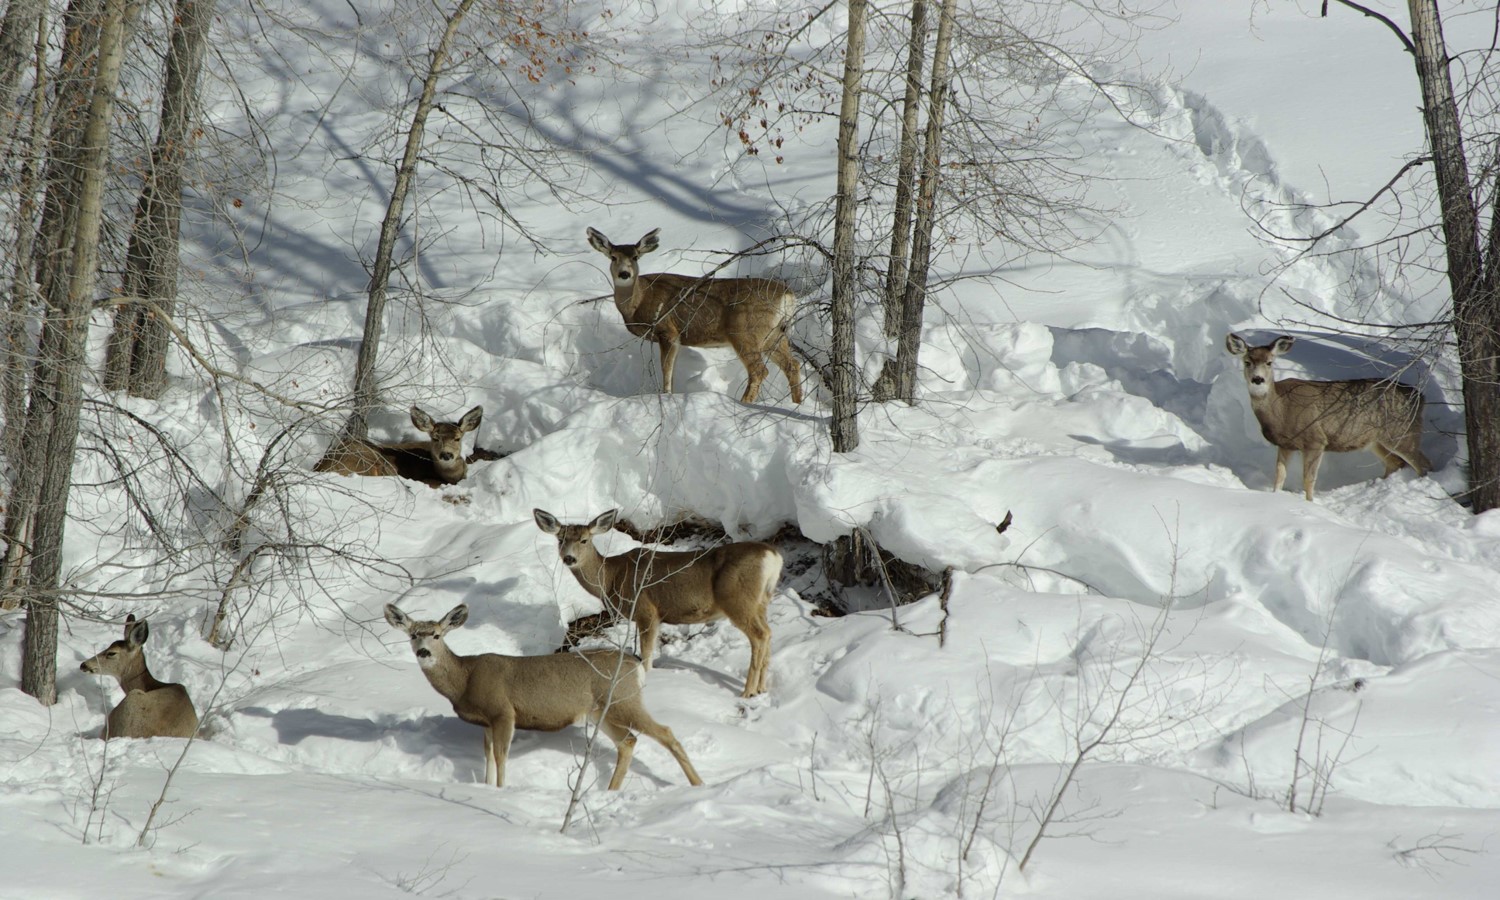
[634,604,662,672]
[657,335,681,395]
[1301,447,1325,501]
[489,715,516,787]
[1273,447,1292,493]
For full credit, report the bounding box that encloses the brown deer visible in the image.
[1225,333,1430,501]
[79,615,198,740]
[384,603,703,790]
[314,405,483,486]
[533,508,780,698]
[586,227,804,405]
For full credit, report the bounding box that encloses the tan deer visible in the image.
[1225,333,1430,501]
[79,615,198,740]
[314,405,483,486]
[533,508,780,698]
[586,227,804,405]
[384,603,703,790]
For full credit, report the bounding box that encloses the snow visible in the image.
[4,0,1500,897]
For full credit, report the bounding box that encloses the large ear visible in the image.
[586,227,611,253]
[1225,333,1248,357]
[123,613,137,637]
[533,508,561,534]
[637,229,660,255]
[125,618,150,648]
[384,604,412,633]
[1270,335,1295,357]
[458,406,483,434]
[440,604,469,631]
[410,406,436,434]
[589,509,619,534]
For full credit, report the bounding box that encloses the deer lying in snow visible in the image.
[385,603,703,790]
[586,227,804,405]
[315,405,484,487]
[79,615,198,740]
[533,508,780,697]
[1225,333,1430,501]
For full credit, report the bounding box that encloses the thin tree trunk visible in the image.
[0,0,45,148]
[344,0,477,441]
[1405,0,1500,512]
[104,0,215,397]
[882,0,928,338]
[829,0,868,453]
[16,0,137,704]
[889,0,956,403]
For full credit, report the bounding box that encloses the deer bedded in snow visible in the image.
[1225,333,1430,501]
[533,508,780,698]
[384,603,702,790]
[79,615,198,740]
[586,227,803,405]
[314,405,483,487]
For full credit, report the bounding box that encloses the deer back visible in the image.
[603,542,780,625]
[455,649,645,731]
[1264,378,1424,453]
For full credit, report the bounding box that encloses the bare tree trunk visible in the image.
[829,0,868,454]
[13,0,137,703]
[343,0,477,441]
[104,0,214,398]
[882,0,927,338]
[0,0,45,145]
[1404,0,1500,512]
[1,5,47,470]
[888,0,956,403]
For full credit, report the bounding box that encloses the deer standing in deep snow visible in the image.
[533,508,780,698]
[384,603,703,790]
[586,227,804,405]
[1225,333,1430,501]
[315,405,483,486]
[79,615,199,740]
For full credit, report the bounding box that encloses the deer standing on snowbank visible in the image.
[533,508,780,698]
[586,227,804,405]
[385,603,702,789]
[1225,333,1430,501]
[79,616,198,740]
[315,405,483,486]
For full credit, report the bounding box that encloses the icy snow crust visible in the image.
[3,2,1500,898]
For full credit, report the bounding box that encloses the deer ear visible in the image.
[586,227,610,253]
[637,229,660,254]
[459,406,483,433]
[123,613,137,637]
[589,509,619,534]
[126,619,150,648]
[533,508,560,534]
[441,604,469,631]
[1271,335,1295,356]
[1225,333,1248,356]
[410,406,435,434]
[384,604,411,632]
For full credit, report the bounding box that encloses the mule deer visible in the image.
[1225,333,1430,501]
[314,405,483,486]
[79,615,198,740]
[586,227,804,405]
[384,603,703,790]
[533,508,780,697]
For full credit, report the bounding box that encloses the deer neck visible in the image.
[612,275,647,320]
[431,456,466,484]
[115,657,163,695]
[418,644,472,703]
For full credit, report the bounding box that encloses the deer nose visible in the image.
[439,452,454,461]
[1250,376,1265,385]
[415,648,431,659]
[80,660,93,673]
[561,554,577,566]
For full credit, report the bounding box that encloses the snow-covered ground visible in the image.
[3,1,1499,897]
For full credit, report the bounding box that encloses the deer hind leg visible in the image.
[1273,447,1292,493]
[1381,435,1431,477]
[1301,447,1325,501]
[1371,443,1406,477]
[608,706,704,787]
[487,716,515,787]
[728,609,771,697]
[633,604,662,672]
[731,341,771,404]
[769,336,804,405]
